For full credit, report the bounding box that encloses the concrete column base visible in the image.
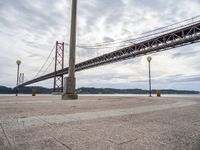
[62,93,78,100]
[62,77,78,100]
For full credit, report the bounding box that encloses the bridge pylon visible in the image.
[53,41,64,94]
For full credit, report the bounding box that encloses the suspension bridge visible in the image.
[17,16,200,92]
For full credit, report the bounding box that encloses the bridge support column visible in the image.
[53,41,64,94]
[62,77,78,99]
[62,0,78,100]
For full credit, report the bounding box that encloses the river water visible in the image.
[0,94,199,97]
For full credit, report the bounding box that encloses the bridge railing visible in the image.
[123,15,200,47]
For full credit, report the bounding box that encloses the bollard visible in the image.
[32,88,36,96]
[156,90,161,97]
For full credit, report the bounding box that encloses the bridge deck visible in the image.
[18,21,200,87]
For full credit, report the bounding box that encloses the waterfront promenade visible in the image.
[0,96,200,150]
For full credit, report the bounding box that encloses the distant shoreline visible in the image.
[0,94,200,99]
[0,85,199,95]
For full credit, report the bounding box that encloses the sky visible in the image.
[0,0,200,90]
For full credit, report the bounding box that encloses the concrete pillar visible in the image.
[62,0,78,100]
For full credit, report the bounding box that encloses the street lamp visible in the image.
[147,56,152,97]
[16,60,21,96]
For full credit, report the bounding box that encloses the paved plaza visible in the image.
[0,96,200,150]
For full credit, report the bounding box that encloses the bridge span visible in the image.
[18,20,200,88]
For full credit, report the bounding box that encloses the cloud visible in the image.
[0,0,200,91]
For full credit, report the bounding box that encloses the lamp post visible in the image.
[147,56,152,97]
[16,60,21,96]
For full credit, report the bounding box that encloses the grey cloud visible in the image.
[176,76,200,82]
[0,0,62,28]
[0,0,200,90]
[103,37,114,42]
[171,49,200,58]
[152,74,200,83]
[28,53,42,58]
[0,0,68,45]
[77,0,125,39]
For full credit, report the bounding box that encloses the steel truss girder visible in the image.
[18,22,200,87]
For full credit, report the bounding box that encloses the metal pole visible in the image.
[16,64,20,96]
[148,61,152,97]
[61,42,64,92]
[21,73,24,94]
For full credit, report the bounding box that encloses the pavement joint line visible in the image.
[0,99,196,130]
[51,136,72,150]
[0,123,12,150]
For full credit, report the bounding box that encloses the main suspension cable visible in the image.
[34,44,56,78]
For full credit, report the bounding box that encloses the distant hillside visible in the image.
[0,86,13,94]
[77,87,200,95]
[0,85,52,94]
[77,87,148,94]
[0,86,199,94]
[18,86,52,94]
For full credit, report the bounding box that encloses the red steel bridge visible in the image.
[17,16,200,91]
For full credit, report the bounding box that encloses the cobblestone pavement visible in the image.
[0,96,199,150]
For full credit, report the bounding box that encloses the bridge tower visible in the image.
[53,41,64,93]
